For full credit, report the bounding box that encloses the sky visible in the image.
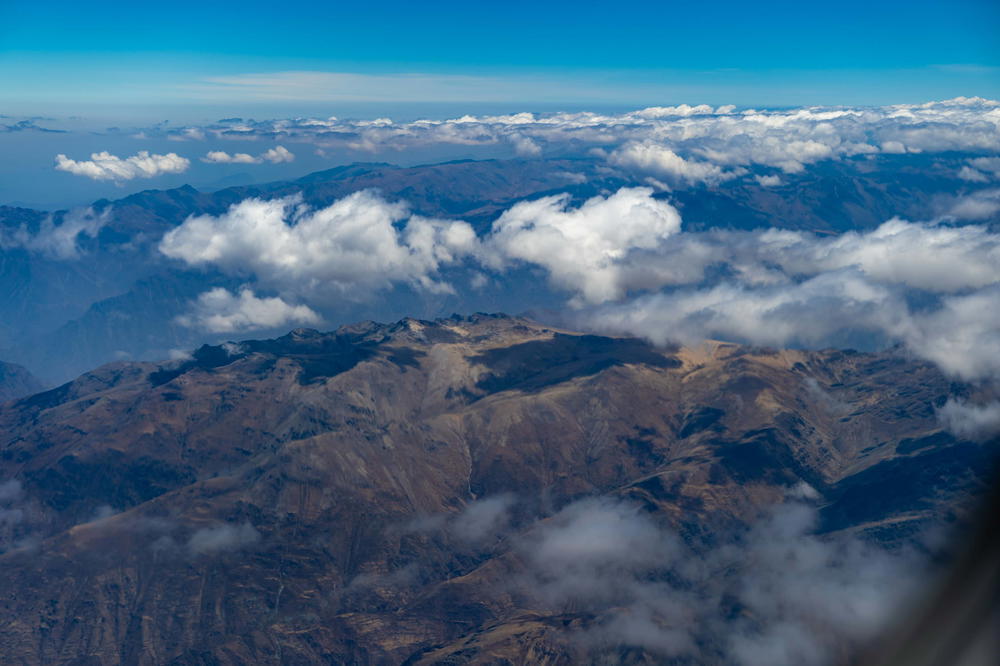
[2,0,999,117]
[1,0,999,208]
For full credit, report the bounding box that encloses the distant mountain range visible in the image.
[0,314,994,664]
[0,154,995,384]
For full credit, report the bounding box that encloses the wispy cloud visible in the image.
[180,70,619,104]
[0,207,109,259]
[512,497,926,664]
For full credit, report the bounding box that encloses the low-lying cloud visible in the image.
[513,497,924,665]
[186,521,260,555]
[449,494,516,545]
[947,188,1000,220]
[0,207,109,259]
[937,399,1000,441]
[559,215,1000,383]
[158,185,1000,385]
[55,150,190,181]
[517,497,694,655]
[175,287,321,333]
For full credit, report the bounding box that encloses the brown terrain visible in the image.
[0,314,994,664]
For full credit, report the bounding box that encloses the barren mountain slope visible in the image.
[0,315,992,664]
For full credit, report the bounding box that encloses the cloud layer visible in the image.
[148,97,1000,186]
[158,185,1000,396]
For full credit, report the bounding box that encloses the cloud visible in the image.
[175,287,321,333]
[719,503,921,666]
[755,174,783,187]
[958,165,991,182]
[968,156,1000,177]
[186,521,260,555]
[186,70,574,104]
[892,287,1000,380]
[513,497,923,663]
[937,399,1000,441]
[480,202,1000,380]
[0,207,109,259]
[401,494,517,550]
[159,190,478,301]
[609,142,742,185]
[751,218,1000,293]
[202,145,294,164]
[261,146,294,163]
[494,211,1000,382]
[156,183,1000,387]
[486,187,682,305]
[946,188,1000,220]
[510,134,542,157]
[449,494,515,545]
[585,277,1000,382]
[519,497,682,606]
[203,150,258,164]
[144,97,1000,184]
[0,480,25,532]
[55,150,190,181]
[1,119,65,133]
[584,270,901,350]
[516,497,695,656]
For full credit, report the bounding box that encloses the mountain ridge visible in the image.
[0,314,992,664]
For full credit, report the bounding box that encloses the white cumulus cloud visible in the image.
[486,187,682,305]
[159,190,478,301]
[55,151,189,181]
[202,145,295,164]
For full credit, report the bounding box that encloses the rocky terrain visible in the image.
[0,314,994,664]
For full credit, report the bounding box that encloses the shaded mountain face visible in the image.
[0,154,993,384]
[0,360,44,402]
[0,315,994,664]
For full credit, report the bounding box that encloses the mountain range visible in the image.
[1,154,995,385]
[0,314,993,664]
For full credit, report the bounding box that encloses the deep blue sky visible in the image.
[2,0,999,116]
